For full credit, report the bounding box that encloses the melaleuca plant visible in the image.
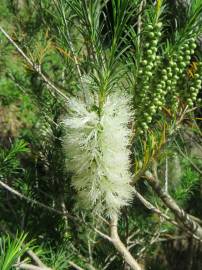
[1,0,202,269]
[58,0,138,217]
[58,0,202,217]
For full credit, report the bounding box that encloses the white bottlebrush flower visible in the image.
[63,86,133,217]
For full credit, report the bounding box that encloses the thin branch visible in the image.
[110,214,142,270]
[165,156,168,192]
[69,243,98,270]
[93,228,112,242]
[144,170,202,241]
[68,261,85,270]
[0,180,69,216]
[189,214,202,226]
[96,214,110,225]
[88,239,94,266]
[86,264,97,270]
[0,180,111,242]
[133,188,179,228]
[14,263,51,270]
[128,239,143,251]
[0,26,69,102]
[27,250,47,268]
[175,139,202,175]
[156,234,190,242]
[103,255,117,270]
[137,0,145,48]
[127,229,140,244]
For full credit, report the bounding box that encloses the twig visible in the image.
[165,156,168,192]
[110,214,142,270]
[0,180,69,216]
[137,0,146,48]
[88,239,93,266]
[0,26,69,102]
[0,180,111,242]
[127,229,140,244]
[27,250,47,268]
[69,243,98,270]
[68,261,85,270]
[14,263,51,270]
[144,170,202,241]
[96,214,110,225]
[103,255,117,270]
[189,214,202,226]
[57,3,86,102]
[133,188,179,228]
[175,140,202,175]
[93,228,112,242]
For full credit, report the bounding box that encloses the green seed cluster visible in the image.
[186,62,202,107]
[168,37,197,110]
[146,37,198,119]
[138,66,171,132]
[137,22,162,105]
[136,22,163,132]
[138,57,181,131]
[138,35,201,133]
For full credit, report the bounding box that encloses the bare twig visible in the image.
[68,261,85,270]
[133,188,179,228]
[110,214,142,270]
[14,263,51,270]
[27,250,47,268]
[137,1,145,47]
[128,230,140,242]
[175,140,202,175]
[165,156,168,192]
[69,243,98,270]
[144,170,202,241]
[93,228,112,242]
[103,255,117,270]
[0,180,111,242]
[88,239,93,266]
[0,26,69,102]
[96,214,110,225]
[0,180,69,216]
[189,214,202,226]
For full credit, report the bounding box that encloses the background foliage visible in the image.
[0,0,202,269]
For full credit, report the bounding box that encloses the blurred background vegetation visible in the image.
[0,0,202,269]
